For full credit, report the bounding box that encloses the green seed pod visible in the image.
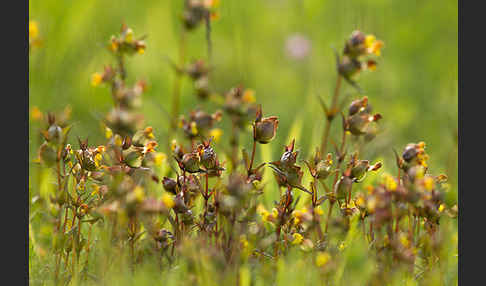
[255,116,279,144]
[351,160,370,180]
[315,160,332,180]
[122,146,144,168]
[39,142,57,167]
[334,176,353,200]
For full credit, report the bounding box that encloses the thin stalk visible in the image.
[320,75,342,155]
[169,29,187,138]
[247,139,257,177]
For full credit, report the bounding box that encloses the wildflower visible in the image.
[338,241,347,251]
[240,235,249,249]
[162,193,175,209]
[29,20,39,39]
[209,128,223,142]
[423,176,435,191]
[364,34,384,56]
[242,89,256,103]
[315,205,324,216]
[315,252,331,267]
[383,174,397,191]
[31,106,43,121]
[285,33,311,60]
[91,72,103,87]
[154,152,166,166]
[133,186,146,202]
[143,141,158,154]
[399,234,410,248]
[292,233,304,245]
[105,126,113,139]
[438,204,446,213]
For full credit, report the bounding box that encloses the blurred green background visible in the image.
[29,0,457,187]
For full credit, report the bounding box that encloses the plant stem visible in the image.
[169,29,187,138]
[320,75,342,155]
[325,201,334,234]
[247,139,257,177]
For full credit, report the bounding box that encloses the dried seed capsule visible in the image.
[348,96,368,116]
[47,124,62,143]
[402,144,418,162]
[181,152,201,173]
[162,177,177,194]
[199,144,217,170]
[255,116,279,144]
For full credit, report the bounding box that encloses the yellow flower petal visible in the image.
[162,193,175,209]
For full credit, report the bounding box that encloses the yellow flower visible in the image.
[355,195,365,208]
[292,233,303,245]
[91,185,100,196]
[154,152,167,166]
[143,141,158,154]
[367,197,376,213]
[190,122,198,135]
[240,235,249,249]
[364,34,383,56]
[110,40,119,52]
[399,234,410,248]
[144,126,155,139]
[105,126,113,139]
[423,176,435,191]
[315,206,324,216]
[97,145,106,154]
[338,242,347,251]
[438,204,446,213]
[91,72,103,87]
[31,106,43,121]
[315,252,331,267]
[162,193,175,209]
[114,134,123,147]
[94,153,103,167]
[383,174,397,191]
[364,35,376,49]
[29,20,39,39]
[242,89,256,103]
[124,28,133,43]
[209,128,223,142]
[171,139,178,151]
[137,47,145,54]
[132,186,145,202]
